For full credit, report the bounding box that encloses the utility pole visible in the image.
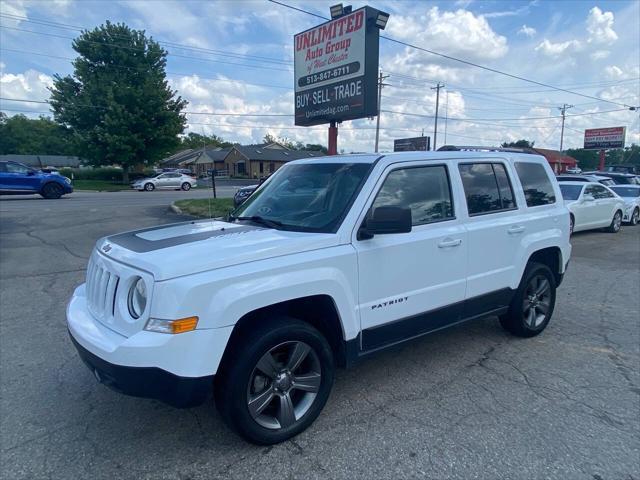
[558,103,573,152]
[444,91,449,146]
[431,82,444,151]
[374,71,390,153]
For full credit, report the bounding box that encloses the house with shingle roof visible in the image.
[160,142,325,178]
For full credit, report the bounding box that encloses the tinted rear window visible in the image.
[515,162,556,206]
[458,162,517,215]
[559,184,583,200]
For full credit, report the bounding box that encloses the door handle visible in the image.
[438,238,462,248]
[508,225,526,234]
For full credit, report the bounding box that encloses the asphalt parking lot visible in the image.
[1,193,638,480]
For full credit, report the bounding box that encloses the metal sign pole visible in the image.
[328,121,338,155]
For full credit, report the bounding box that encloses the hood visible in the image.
[133,177,154,184]
[96,220,338,281]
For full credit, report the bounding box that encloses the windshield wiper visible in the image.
[232,215,284,229]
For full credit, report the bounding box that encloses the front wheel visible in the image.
[144,183,155,191]
[499,262,556,337]
[40,182,63,199]
[181,182,191,191]
[629,208,639,226]
[606,210,622,233]
[215,317,334,444]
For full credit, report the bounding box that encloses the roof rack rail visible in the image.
[437,145,535,154]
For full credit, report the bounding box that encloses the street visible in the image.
[1,192,639,480]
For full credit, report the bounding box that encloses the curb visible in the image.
[169,202,183,215]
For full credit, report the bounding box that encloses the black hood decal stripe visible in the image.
[107,223,264,253]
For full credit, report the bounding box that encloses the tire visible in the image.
[181,182,191,191]
[569,214,575,235]
[144,183,155,191]
[606,210,622,233]
[40,182,63,199]
[629,208,639,226]
[215,316,334,445]
[499,262,556,338]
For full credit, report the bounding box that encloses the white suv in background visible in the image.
[68,151,571,444]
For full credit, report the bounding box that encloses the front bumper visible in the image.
[67,284,233,407]
[69,332,212,407]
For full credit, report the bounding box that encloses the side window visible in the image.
[371,165,454,226]
[6,162,31,174]
[592,185,612,199]
[514,162,557,206]
[584,185,597,197]
[458,162,516,215]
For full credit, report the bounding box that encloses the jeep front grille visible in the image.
[86,257,120,320]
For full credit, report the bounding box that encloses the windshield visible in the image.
[610,186,640,197]
[559,184,584,200]
[231,162,371,232]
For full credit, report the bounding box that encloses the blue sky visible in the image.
[1,0,638,152]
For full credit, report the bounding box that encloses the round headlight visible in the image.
[128,277,147,319]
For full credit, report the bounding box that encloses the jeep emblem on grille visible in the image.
[102,244,112,253]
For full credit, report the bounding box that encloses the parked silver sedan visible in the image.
[132,172,197,191]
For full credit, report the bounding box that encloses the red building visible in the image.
[529,148,578,174]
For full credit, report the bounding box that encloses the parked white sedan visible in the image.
[132,172,197,191]
[559,181,625,234]
[609,185,640,225]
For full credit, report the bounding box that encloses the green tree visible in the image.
[564,148,599,170]
[501,139,535,148]
[49,22,187,182]
[178,132,232,151]
[0,113,76,155]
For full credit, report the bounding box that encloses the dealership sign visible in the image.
[294,7,381,126]
[583,127,626,150]
[394,136,430,152]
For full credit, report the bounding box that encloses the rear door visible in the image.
[591,184,619,226]
[354,161,468,350]
[459,160,522,312]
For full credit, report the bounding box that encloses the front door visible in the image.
[354,162,468,351]
[2,162,40,192]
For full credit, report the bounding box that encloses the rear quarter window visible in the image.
[515,162,557,207]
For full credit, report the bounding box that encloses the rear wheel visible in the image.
[144,183,155,191]
[181,182,191,191]
[630,208,639,226]
[499,262,556,338]
[40,182,63,199]
[215,316,334,444]
[606,210,622,233]
[569,214,575,235]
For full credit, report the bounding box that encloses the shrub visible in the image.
[58,167,155,183]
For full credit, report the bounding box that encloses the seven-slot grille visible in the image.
[86,256,120,320]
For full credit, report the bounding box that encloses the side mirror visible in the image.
[359,206,412,240]
[582,194,595,202]
[27,170,36,176]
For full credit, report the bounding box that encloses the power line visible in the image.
[267,0,635,108]
[0,47,293,91]
[0,13,292,66]
[0,97,293,116]
[382,108,631,122]
[0,25,293,72]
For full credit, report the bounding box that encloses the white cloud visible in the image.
[386,7,508,61]
[0,69,53,113]
[590,50,610,60]
[0,0,27,25]
[535,39,581,57]
[586,7,618,44]
[518,25,536,37]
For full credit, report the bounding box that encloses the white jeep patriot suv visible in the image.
[67,151,571,444]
